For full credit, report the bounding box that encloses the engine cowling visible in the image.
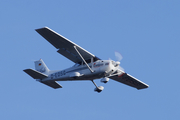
[101,77,109,83]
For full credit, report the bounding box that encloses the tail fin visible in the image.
[34,59,50,75]
[24,59,63,89]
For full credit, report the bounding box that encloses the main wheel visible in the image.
[94,86,104,93]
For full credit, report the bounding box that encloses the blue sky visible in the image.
[1,0,180,120]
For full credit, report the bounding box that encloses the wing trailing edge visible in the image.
[109,73,149,90]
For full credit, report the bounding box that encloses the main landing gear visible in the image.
[92,80,104,93]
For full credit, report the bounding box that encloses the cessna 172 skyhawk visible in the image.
[23,27,149,93]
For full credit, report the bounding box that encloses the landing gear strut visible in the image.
[92,80,104,93]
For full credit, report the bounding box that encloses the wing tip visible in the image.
[137,85,149,90]
[35,26,50,32]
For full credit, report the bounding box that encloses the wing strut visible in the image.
[74,46,94,73]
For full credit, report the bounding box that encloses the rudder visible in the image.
[34,59,50,74]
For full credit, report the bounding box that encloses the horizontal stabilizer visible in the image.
[40,81,62,89]
[23,69,48,79]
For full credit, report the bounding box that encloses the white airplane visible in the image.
[23,27,149,93]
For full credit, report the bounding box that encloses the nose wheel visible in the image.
[92,80,104,93]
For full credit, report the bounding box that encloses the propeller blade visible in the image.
[115,51,123,61]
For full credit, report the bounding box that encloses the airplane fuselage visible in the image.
[40,60,122,82]
[24,27,149,91]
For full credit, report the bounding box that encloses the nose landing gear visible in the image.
[92,80,104,93]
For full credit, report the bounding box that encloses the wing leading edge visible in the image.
[36,27,100,63]
[109,73,149,90]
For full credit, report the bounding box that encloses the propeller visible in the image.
[114,51,125,72]
[115,51,123,62]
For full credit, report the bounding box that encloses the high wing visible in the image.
[36,27,100,63]
[109,73,149,90]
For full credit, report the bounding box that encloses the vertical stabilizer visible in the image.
[34,59,50,75]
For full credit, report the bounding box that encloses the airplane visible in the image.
[23,27,149,93]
